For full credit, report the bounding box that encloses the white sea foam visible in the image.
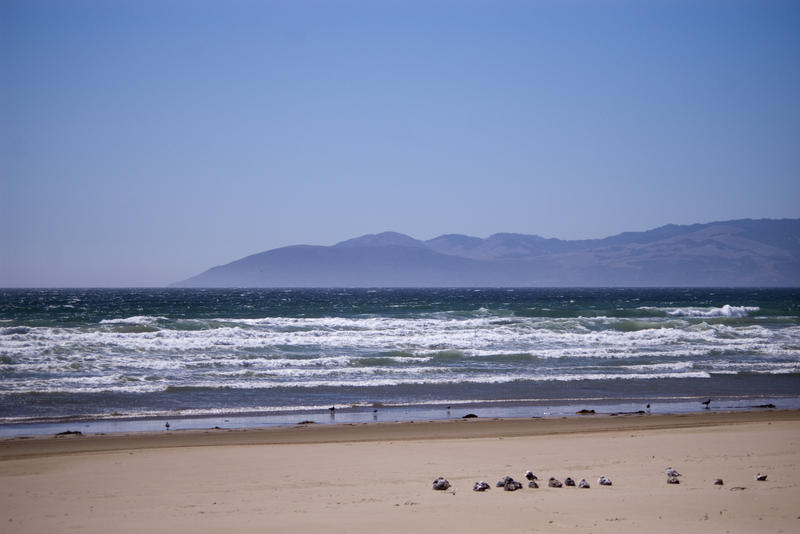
[1,370,719,395]
[2,305,799,398]
[664,305,760,318]
[2,315,797,367]
[100,316,169,325]
[620,361,696,372]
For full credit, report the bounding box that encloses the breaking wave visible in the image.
[639,305,760,318]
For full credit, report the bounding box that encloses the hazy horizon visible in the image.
[2,1,799,287]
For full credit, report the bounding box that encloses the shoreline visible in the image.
[3,409,798,458]
[3,391,798,439]
[2,409,799,533]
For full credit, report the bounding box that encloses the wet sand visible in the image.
[1,410,799,533]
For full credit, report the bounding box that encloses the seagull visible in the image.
[164,422,170,430]
[755,473,767,481]
[496,476,514,488]
[548,477,563,488]
[598,476,612,486]
[432,477,451,490]
[667,476,680,484]
[665,467,682,477]
[473,481,490,492]
[701,398,711,408]
[578,478,590,489]
[525,470,538,481]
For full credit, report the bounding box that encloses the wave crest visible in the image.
[665,305,759,318]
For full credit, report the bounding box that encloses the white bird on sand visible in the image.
[665,467,681,477]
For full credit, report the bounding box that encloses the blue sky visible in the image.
[2,0,799,286]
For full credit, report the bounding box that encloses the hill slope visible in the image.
[172,219,800,287]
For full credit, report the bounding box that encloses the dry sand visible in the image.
[1,410,799,533]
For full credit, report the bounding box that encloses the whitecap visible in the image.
[665,305,759,318]
[100,316,169,325]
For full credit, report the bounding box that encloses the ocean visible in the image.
[1,288,799,436]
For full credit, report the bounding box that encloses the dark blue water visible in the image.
[1,288,798,436]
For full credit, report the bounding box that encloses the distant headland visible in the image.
[172,218,800,287]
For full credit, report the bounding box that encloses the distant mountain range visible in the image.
[171,218,800,287]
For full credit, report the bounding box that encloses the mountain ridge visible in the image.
[172,218,800,287]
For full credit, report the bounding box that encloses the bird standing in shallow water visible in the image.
[701,399,711,409]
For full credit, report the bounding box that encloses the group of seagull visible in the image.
[665,466,682,484]
[433,471,613,492]
[664,466,768,485]
[434,467,770,492]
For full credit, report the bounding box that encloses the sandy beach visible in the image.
[1,410,799,533]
